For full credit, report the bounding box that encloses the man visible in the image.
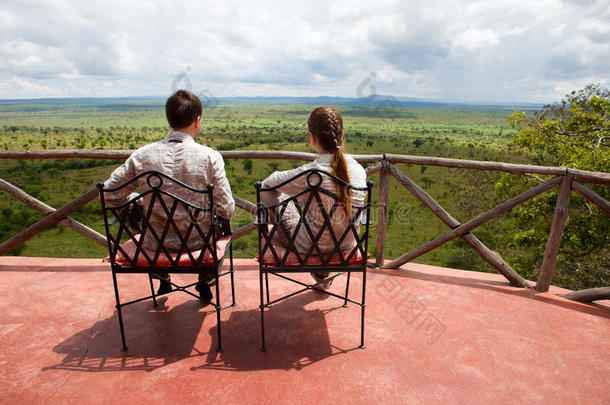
[103,90,235,303]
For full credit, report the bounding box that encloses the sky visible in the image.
[0,0,609,103]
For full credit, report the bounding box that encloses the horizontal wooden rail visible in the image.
[0,150,133,160]
[0,149,382,165]
[566,168,610,185]
[0,150,607,184]
[0,149,607,298]
[385,153,610,184]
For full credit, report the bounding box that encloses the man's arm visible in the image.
[211,154,235,220]
[103,155,138,206]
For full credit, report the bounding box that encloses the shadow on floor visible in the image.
[381,268,610,319]
[195,291,362,372]
[42,285,361,373]
[42,297,211,373]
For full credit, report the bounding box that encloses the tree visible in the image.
[509,84,609,172]
[242,159,253,174]
[496,84,609,289]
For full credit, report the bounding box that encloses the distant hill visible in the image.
[0,95,543,110]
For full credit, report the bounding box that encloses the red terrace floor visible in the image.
[0,257,608,404]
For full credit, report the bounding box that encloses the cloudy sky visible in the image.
[1,0,609,103]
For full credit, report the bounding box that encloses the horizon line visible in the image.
[0,94,544,108]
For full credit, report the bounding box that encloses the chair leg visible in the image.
[112,271,128,351]
[343,272,351,307]
[148,274,158,307]
[265,272,270,305]
[215,278,223,352]
[229,243,236,307]
[360,269,367,349]
[259,270,266,351]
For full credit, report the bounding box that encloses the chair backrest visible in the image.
[97,170,219,270]
[255,168,373,269]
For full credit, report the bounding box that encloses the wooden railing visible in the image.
[0,150,608,301]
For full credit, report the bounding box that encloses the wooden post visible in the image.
[571,181,610,215]
[0,187,99,256]
[364,162,383,176]
[0,178,107,247]
[536,175,573,292]
[383,176,562,269]
[231,222,257,241]
[234,196,257,215]
[230,196,258,240]
[375,160,391,267]
[388,164,531,288]
[560,287,610,303]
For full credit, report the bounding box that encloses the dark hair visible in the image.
[307,106,352,218]
[165,90,202,129]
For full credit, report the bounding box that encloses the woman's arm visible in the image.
[261,163,313,194]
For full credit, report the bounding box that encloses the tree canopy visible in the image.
[509,84,609,172]
[497,84,609,289]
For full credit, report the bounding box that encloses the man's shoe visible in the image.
[195,282,213,305]
[201,272,217,287]
[157,279,172,295]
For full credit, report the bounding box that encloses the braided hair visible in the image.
[307,106,352,219]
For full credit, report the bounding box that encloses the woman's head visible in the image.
[307,106,352,218]
[307,106,344,153]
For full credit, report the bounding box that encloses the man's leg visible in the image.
[196,273,213,305]
[154,272,172,295]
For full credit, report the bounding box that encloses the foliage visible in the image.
[8,100,602,289]
[509,84,610,171]
[498,84,609,289]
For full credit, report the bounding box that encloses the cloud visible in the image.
[0,0,608,102]
[450,28,499,53]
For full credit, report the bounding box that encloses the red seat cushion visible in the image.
[103,234,231,267]
[256,242,367,267]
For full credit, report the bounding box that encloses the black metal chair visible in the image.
[97,170,235,352]
[255,168,373,350]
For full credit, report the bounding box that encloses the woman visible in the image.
[261,106,367,287]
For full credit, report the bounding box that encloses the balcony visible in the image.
[1,256,609,403]
[0,150,609,403]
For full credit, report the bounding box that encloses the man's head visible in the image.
[165,90,203,134]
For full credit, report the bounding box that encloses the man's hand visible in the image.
[127,201,144,232]
[213,215,232,237]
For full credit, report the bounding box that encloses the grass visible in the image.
[0,100,562,282]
